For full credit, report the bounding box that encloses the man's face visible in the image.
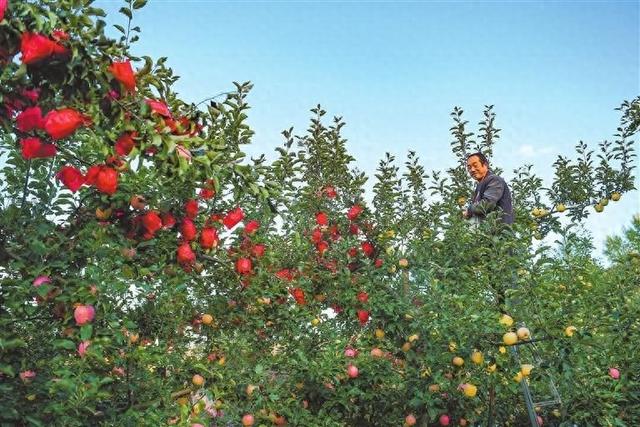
[466,155,489,181]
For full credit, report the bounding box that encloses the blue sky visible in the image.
[97,0,639,257]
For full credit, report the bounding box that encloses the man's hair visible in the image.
[466,152,489,166]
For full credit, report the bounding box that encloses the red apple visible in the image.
[344,348,357,358]
[347,364,359,378]
[405,414,417,426]
[242,414,255,426]
[370,348,384,358]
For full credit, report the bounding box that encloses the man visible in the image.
[463,152,514,224]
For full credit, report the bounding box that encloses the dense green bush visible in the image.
[1,1,638,426]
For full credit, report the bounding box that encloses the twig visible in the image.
[193,91,234,109]
[489,336,556,347]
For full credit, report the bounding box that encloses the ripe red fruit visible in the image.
[316,241,329,255]
[405,414,417,426]
[311,228,323,243]
[236,257,252,275]
[115,132,136,156]
[344,348,357,358]
[20,32,69,65]
[324,185,337,198]
[199,188,215,199]
[223,207,244,229]
[439,414,450,426]
[44,108,90,140]
[20,137,56,160]
[16,106,45,132]
[357,309,370,326]
[609,367,620,379]
[275,269,295,281]
[289,287,306,305]
[180,219,197,241]
[241,414,255,426]
[177,243,196,265]
[374,258,383,268]
[361,241,375,257]
[145,99,171,117]
[200,227,219,250]
[56,165,85,192]
[347,247,358,257]
[252,243,266,258]
[357,291,369,303]
[161,212,176,229]
[244,219,260,235]
[346,364,359,378]
[142,211,162,235]
[185,199,198,219]
[89,166,118,195]
[347,204,363,220]
[108,60,136,93]
[315,212,328,226]
[74,304,95,326]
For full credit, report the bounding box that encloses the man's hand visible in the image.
[462,209,471,219]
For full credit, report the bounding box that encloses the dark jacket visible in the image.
[467,171,514,224]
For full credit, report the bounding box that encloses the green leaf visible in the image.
[133,0,148,9]
[54,340,76,350]
[80,325,93,341]
[119,7,133,19]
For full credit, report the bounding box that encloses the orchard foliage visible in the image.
[1,1,639,426]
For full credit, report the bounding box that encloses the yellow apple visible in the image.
[565,326,577,337]
[503,332,518,346]
[192,374,205,386]
[471,350,484,365]
[555,203,566,213]
[201,314,214,325]
[463,383,477,397]
[499,314,514,327]
[246,384,257,396]
[521,364,534,377]
[517,327,531,340]
[611,192,621,201]
[375,329,385,339]
[452,356,464,367]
